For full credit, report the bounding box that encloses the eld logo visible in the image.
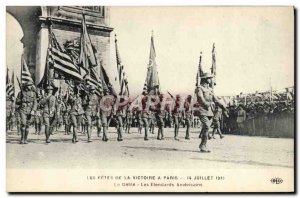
[270,177,283,184]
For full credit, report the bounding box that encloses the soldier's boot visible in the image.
[102,127,108,142]
[127,126,131,134]
[144,127,149,141]
[24,128,29,144]
[157,128,161,140]
[218,129,224,139]
[72,127,78,143]
[17,124,20,136]
[97,127,101,137]
[185,129,190,140]
[45,126,50,143]
[19,126,25,144]
[199,130,210,153]
[117,127,123,141]
[87,127,92,142]
[161,127,164,140]
[174,127,179,140]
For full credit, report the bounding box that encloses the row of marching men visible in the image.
[6,82,226,145]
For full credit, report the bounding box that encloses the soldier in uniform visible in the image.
[173,94,184,140]
[210,105,225,139]
[34,91,43,135]
[69,87,85,143]
[83,86,102,142]
[100,95,114,141]
[195,73,227,152]
[141,95,150,140]
[148,111,156,134]
[16,84,37,144]
[184,95,193,140]
[155,94,167,140]
[62,94,71,135]
[6,93,15,132]
[40,85,57,143]
[125,105,133,134]
[15,100,21,136]
[114,104,125,141]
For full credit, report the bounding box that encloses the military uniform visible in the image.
[40,86,57,143]
[34,106,42,135]
[125,108,133,133]
[173,96,184,140]
[115,107,125,141]
[16,85,37,144]
[6,96,14,131]
[155,109,166,140]
[148,111,156,134]
[83,88,101,142]
[184,110,193,140]
[69,93,84,143]
[100,96,114,141]
[195,73,226,152]
[211,107,224,139]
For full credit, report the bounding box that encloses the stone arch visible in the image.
[6,6,113,85]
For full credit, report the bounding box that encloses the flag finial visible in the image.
[151,30,154,37]
[115,33,117,43]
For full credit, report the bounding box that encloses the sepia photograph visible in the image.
[5,6,294,192]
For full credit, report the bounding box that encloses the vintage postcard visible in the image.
[6,6,294,192]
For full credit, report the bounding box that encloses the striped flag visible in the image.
[115,34,129,96]
[21,55,34,86]
[195,52,204,88]
[142,32,160,95]
[79,14,97,72]
[6,69,14,98]
[86,67,103,96]
[211,43,216,87]
[48,30,83,81]
[100,63,117,97]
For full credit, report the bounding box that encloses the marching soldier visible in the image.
[40,85,57,143]
[63,95,71,135]
[6,93,15,132]
[210,105,225,139]
[83,86,101,142]
[114,105,125,141]
[69,87,85,143]
[125,105,133,134]
[34,91,43,135]
[16,84,37,144]
[195,73,227,152]
[173,94,184,140]
[148,111,156,134]
[184,95,193,140]
[100,95,114,142]
[155,94,167,140]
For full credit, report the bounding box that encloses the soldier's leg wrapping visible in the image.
[143,118,149,140]
[20,113,27,143]
[97,117,102,137]
[101,114,108,141]
[70,114,78,142]
[86,115,92,142]
[199,115,210,150]
[174,117,179,139]
[49,117,57,135]
[43,117,50,142]
[24,115,31,144]
[185,119,190,139]
[117,116,123,140]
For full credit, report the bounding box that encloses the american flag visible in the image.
[115,34,129,96]
[48,30,83,81]
[86,67,103,96]
[21,55,34,86]
[6,69,14,98]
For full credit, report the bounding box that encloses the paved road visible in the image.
[6,127,294,170]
